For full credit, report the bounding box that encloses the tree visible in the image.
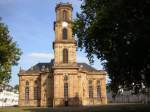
[0,18,21,84]
[73,0,150,93]
[14,84,19,90]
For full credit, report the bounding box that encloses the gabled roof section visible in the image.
[25,60,54,73]
[77,63,99,72]
[20,60,105,74]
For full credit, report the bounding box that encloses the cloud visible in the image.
[28,52,54,59]
[19,52,54,69]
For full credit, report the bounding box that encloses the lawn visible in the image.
[0,104,150,112]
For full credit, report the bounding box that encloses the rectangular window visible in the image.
[34,87,39,100]
[97,80,101,98]
[88,80,93,98]
[25,87,29,101]
[64,83,68,99]
[97,86,101,98]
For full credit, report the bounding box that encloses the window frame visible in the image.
[88,80,93,98]
[63,48,68,63]
[97,80,101,98]
[64,82,68,99]
[62,28,67,40]
[25,81,29,102]
[63,10,68,21]
[34,80,40,100]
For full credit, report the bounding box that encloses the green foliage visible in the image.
[0,18,21,84]
[14,84,19,90]
[73,0,150,93]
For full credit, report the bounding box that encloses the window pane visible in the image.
[62,28,67,40]
[63,10,67,21]
[34,80,40,100]
[88,80,93,98]
[89,86,93,98]
[34,87,39,100]
[63,49,68,63]
[97,86,101,98]
[64,83,68,99]
[25,81,29,102]
[25,87,29,101]
[97,80,101,98]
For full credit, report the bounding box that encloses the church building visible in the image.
[19,3,107,107]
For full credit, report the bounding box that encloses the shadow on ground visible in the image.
[22,104,150,112]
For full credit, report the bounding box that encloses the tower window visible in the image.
[63,10,68,21]
[25,81,29,102]
[88,80,93,98]
[62,28,67,40]
[63,48,68,63]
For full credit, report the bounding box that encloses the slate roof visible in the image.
[77,63,99,72]
[26,60,54,73]
[25,60,101,73]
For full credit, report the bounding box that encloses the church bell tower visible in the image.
[52,3,79,106]
[53,3,76,66]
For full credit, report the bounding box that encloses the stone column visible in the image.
[101,77,107,104]
[40,74,47,106]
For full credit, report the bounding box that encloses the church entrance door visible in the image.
[65,100,68,106]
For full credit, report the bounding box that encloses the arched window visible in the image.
[62,28,67,40]
[34,80,39,100]
[63,48,68,63]
[25,81,29,102]
[88,80,93,98]
[97,80,101,98]
[63,10,68,21]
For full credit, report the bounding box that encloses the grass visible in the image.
[0,104,150,112]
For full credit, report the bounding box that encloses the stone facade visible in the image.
[19,3,107,107]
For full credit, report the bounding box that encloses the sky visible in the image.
[0,0,104,86]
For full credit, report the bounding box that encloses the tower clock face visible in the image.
[62,22,68,28]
